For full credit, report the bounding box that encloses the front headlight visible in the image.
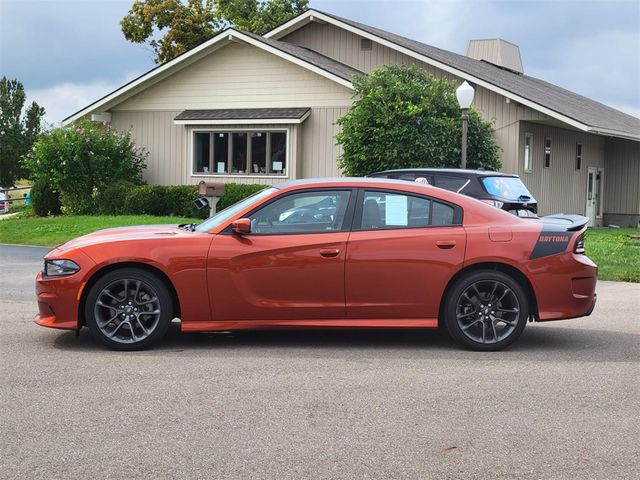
[44,259,81,277]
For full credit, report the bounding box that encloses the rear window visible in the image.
[481,176,533,201]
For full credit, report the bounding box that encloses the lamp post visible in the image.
[456,81,475,169]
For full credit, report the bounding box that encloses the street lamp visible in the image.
[456,80,475,169]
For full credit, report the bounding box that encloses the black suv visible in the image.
[368,168,537,216]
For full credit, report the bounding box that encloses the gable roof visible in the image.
[62,29,360,126]
[266,9,640,141]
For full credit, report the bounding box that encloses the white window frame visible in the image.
[190,127,291,179]
[523,133,533,173]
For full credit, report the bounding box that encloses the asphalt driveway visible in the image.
[1,244,638,479]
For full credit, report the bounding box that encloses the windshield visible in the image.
[481,176,534,201]
[195,187,277,232]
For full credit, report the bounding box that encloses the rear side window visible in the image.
[481,176,533,201]
[433,175,469,192]
[359,190,459,229]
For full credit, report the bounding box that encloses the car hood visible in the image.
[54,225,197,252]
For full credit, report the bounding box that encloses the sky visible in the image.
[1,0,639,125]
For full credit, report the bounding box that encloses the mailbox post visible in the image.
[198,181,226,217]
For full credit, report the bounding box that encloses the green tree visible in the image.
[336,65,501,176]
[0,77,45,187]
[121,0,308,64]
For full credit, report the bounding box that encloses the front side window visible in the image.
[523,133,533,173]
[249,190,352,234]
[359,191,456,229]
[193,130,287,175]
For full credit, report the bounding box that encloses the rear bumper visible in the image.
[531,253,598,321]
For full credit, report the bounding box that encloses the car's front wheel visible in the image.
[85,268,173,350]
[443,270,529,351]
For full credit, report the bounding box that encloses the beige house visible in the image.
[64,9,640,227]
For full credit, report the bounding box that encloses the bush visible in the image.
[95,181,135,215]
[336,65,501,176]
[217,183,268,210]
[26,120,147,214]
[120,183,268,219]
[123,185,207,219]
[30,178,61,217]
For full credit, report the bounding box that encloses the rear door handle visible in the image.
[320,248,340,258]
[436,240,456,249]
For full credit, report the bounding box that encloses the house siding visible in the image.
[111,110,186,185]
[114,42,353,111]
[517,122,605,218]
[603,138,640,227]
[282,21,453,78]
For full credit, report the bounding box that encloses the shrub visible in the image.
[123,185,207,219]
[95,180,135,215]
[217,183,268,211]
[30,178,61,217]
[120,183,268,219]
[336,65,501,176]
[26,120,147,214]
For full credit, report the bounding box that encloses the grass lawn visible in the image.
[0,215,201,247]
[585,228,640,283]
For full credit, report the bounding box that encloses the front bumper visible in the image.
[34,250,95,330]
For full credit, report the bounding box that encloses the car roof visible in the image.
[371,168,518,177]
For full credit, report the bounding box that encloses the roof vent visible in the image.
[466,39,523,74]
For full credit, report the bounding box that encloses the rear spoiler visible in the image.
[540,214,589,232]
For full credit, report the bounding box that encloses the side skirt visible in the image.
[181,318,439,332]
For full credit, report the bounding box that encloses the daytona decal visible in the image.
[530,231,574,259]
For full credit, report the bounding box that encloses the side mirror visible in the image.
[231,218,251,235]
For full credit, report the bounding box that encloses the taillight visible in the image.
[574,234,585,254]
[480,199,504,209]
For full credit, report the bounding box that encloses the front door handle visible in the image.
[320,248,340,258]
[436,240,456,249]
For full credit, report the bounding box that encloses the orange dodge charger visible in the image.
[35,178,597,351]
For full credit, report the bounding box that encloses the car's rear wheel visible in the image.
[443,270,529,351]
[85,268,173,350]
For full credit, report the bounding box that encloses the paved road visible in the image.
[1,244,638,479]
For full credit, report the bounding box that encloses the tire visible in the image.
[84,268,173,351]
[443,270,529,351]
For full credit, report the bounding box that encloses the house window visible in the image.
[194,132,211,173]
[360,38,372,51]
[523,133,533,173]
[544,137,551,168]
[576,143,583,170]
[193,130,287,175]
